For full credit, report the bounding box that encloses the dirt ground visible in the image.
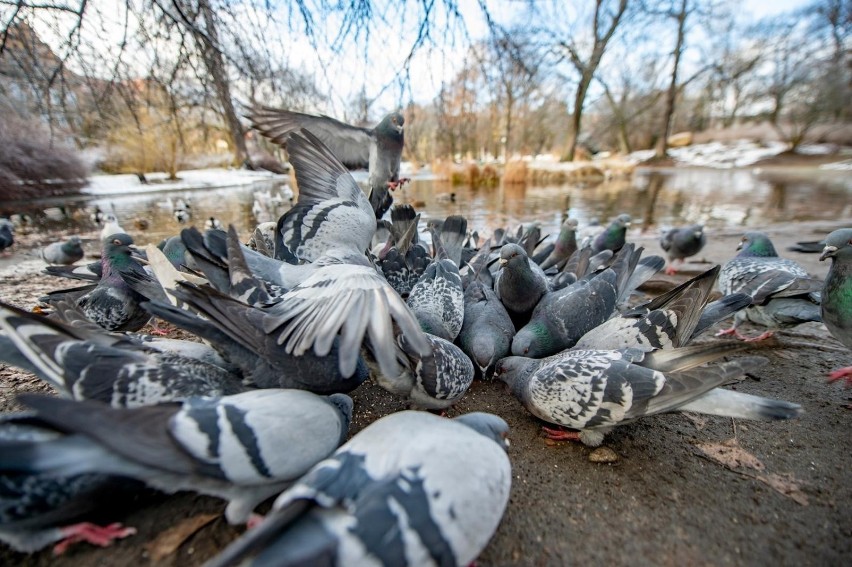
[0,217,850,566]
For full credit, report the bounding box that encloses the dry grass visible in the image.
[503,160,528,185]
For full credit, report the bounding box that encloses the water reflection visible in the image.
[4,167,850,245]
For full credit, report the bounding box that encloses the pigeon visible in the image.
[718,231,822,341]
[144,282,370,394]
[9,389,354,525]
[41,236,85,265]
[458,279,515,379]
[787,240,825,253]
[89,206,105,226]
[493,243,551,325]
[99,215,125,241]
[377,205,431,297]
[368,332,474,410]
[174,207,192,224]
[540,218,579,270]
[406,221,465,341]
[496,344,803,446]
[206,411,511,567]
[71,233,152,332]
[0,218,15,254]
[660,224,706,275]
[0,412,143,554]
[0,300,247,407]
[247,107,407,218]
[819,228,852,385]
[221,131,429,379]
[589,213,631,253]
[205,216,223,230]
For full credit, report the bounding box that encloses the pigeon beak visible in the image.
[736,241,744,251]
[819,245,837,261]
[499,258,508,266]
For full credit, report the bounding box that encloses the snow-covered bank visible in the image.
[83,168,288,197]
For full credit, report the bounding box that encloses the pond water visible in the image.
[6,166,851,245]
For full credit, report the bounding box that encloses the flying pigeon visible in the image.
[819,228,852,385]
[406,221,465,341]
[247,107,407,218]
[0,218,13,254]
[659,224,706,275]
[540,218,579,270]
[718,232,822,341]
[588,213,631,254]
[494,242,551,325]
[367,332,474,410]
[205,411,511,567]
[0,300,247,407]
[41,236,85,265]
[458,279,515,379]
[496,344,803,447]
[0,412,143,554]
[10,389,354,525]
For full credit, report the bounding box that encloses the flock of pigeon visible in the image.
[0,110,850,566]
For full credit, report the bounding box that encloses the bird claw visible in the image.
[664,266,678,276]
[827,367,852,387]
[715,327,739,337]
[541,425,581,442]
[246,513,265,529]
[387,178,411,191]
[742,331,775,342]
[54,522,136,555]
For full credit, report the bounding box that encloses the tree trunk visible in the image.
[197,0,248,166]
[566,72,592,161]
[654,0,688,160]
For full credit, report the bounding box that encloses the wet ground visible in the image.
[0,216,850,566]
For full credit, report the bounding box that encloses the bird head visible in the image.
[454,412,511,451]
[820,228,852,262]
[615,213,632,228]
[736,232,778,257]
[493,356,535,399]
[498,243,527,268]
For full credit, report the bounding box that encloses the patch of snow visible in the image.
[820,159,852,171]
[628,140,788,168]
[83,168,288,197]
[797,143,837,155]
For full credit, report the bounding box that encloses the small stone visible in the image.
[588,446,619,463]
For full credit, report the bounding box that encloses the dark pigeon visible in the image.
[540,218,579,270]
[0,300,246,407]
[788,240,826,254]
[376,205,430,297]
[206,411,511,567]
[589,213,631,253]
[493,243,551,325]
[247,107,406,218]
[496,344,802,447]
[819,228,852,385]
[718,231,822,341]
[10,389,353,525]
[41,236,85,265]
[458,279,515,379]
[0,219,14,254]
[660,224,706,275]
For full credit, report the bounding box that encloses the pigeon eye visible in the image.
[113,239,122,245]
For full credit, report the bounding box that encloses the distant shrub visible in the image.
[0,115,89,199]
[480,164,499,186]
[503,160,528,185]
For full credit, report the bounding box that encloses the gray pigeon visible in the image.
[406,221,465,341]
[718,232,822,341]
[496,344,803,447]
[247,107,406,218]
[376,206,431,298]
[41,236,84,265]
[588,213,631,253]
[494,243,551,325]
[458,279,515,379]
[0,412,144,554]
[0,300,246,407]
[819,228,852,385]
[0,218,13,254]
[540,218,579,270]
[9,389,353,525]
[367,332,474,410]
[206,411,511,567]
[660,224,706,275]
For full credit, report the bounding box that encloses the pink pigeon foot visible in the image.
[743,330,775,342]
[246,513,265,529]
[541,425,581,442]
[53,522,136,555]
[664,265,678,276]
[827,366,852,387]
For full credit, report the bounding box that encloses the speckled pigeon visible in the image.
[0,218,14,253]
[458,279,515,379]
[247,107,406,218]
[10,389,353,525]
[41,236,84,265]
[540,218,579,270]
[819,228,852,385]
[659,224,706,275]
[377,205,431,297]
[406,221,465,341]
[496,344,802,446]
[367,332,474,410]
[0,300,246,407]
[205,411,511,567]
[588,213,631,253]
[494,242,551,325]
[0,412,144,554]
[718,231,822,341]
